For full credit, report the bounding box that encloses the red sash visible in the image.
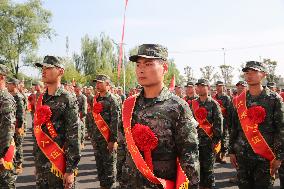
[34,94,66,179]
[192,100,221,153]
[213,95,226,116]
[122,95,189,189]
[3,141,15,170]
[233,90,275,162]
[92,96,110,143]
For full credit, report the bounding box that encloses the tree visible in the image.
[263,59,281,83]
[165,59,183,86]
[219,64,234,86]
[0,0,53,77]
[200,66,220,84]
[184,66,195,82]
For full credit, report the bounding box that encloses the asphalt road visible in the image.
[15,114,280,189]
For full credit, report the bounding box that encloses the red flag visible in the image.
[118,0,129,79]
[169,75,175,91]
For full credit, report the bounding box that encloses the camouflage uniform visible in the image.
[190,79,223,188]
[76,92,87,145]
[0,65,17,188]
[91,76,121,188]
[119,44,200,189]
[86,93,94,139]
[229,61,284,189]
[34,56,81,189]
[214,81,232,156]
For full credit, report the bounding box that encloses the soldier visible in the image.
[266,82,277,92]
[0,64,17,188]
[90,74,120,189]
[85,86,94,140]
[119,44,200,189]
[214,81,232,164]
[117,86,126,103]
[229,61,284,189]
[74,83,87,149]
[190,79,223,189]
[174,84,184,98]
[34,55,81,188]
[236,81,247,96]
[28,81,44,121]
[6,78,26,174]
[184,81,198,106]
[18,79,28,111]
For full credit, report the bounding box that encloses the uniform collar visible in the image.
[139,87,171,102]
[45,85,65,97]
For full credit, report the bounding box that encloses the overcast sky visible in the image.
[18,0,284,83]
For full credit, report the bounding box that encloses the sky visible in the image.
[18,0,284,83]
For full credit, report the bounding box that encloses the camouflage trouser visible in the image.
[14,133,24,167]
[93,139,117,189]
[0,170,16,189]
[85,113,93,138]
[80,119,86,145]
[220,125,229,154]
[278,162,284,189]
[235,155,274,189]
[199,144,215,188]
[117,130,125,181]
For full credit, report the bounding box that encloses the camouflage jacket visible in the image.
[120,87,200,187]
[190,96,223,146]
[214,93,232,127]
[12,92,26,129]
[0,89,16,158]
[184,94,199,105]
[92,92,121,142]
[76,93,87,120]
[229,87,284,160]
[33,86,81,173]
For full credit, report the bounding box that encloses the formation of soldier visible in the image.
[0,44,284,189]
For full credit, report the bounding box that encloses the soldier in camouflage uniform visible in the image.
[90,74,120,189]
[7,78,26,174]
[85,86,95,140]
[236,81,247,96]
[214,81,232,164]
[117,86,126,103]
[266,82,277,92]
[190,79,223,189]
[0,64,17,188]
[174,84,184,98]
[34,56,81,189]
[119,44,200,189]
[74,83,87,149]
[229,61,284,189]
[184,81,198,105]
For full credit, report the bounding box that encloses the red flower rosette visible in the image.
[247,105,266,124]
[93,102,103,114]
[132,123,158,171]
[35,105,52,126]
[187,100,192,106]
[195,107,208,122]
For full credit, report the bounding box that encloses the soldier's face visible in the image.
[216,85,224,93]
[135,58,168,87]
[7,83,16,92]
[236,85,246,94]
[244,69,266,86]
[96,81,107,92]
[268,87,276,92]
[186,86,195,95]
[196,85,209,96]
[42,66,64,84]
[175,87,182,95]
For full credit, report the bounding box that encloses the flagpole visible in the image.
[123,45,126,95]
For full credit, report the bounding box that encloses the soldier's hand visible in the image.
[63,172,74,189]
[16,128,24,135]
[229,154,238,169]
[107,142,118,153]
[271,159,282,176]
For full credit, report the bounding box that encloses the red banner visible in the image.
[3,142,15,170]
[34,94,66,179]
[168,75,175,92]
[233,90,275,162]
[122,95,189,189]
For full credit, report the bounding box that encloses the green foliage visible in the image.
[219,64,234,86]
[263,59,281,83]
[0,0,53,77]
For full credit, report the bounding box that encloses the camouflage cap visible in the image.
[175,84,183,88]
[0,64,10,76]
[75,83,83,88]
[236,81,247,87]
[32,81,44,87]
[94,74,110,83]
[129,44,168,62]
[185,81,195,87]
[242,61,267,73]
[267,82,276,88]
[6,77,20,85]
[35,55,64,69]
[216,81,225,86]
[196,78,210,86]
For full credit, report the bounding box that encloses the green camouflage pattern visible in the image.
[229,87,284,188]
[76,93,87,145]
[129,44,168,62]
[0,89,16,188]
[34,86,81,187]
[190,96,223,188]
[119,87,200,189]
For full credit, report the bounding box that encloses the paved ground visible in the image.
[16,114,280,188]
